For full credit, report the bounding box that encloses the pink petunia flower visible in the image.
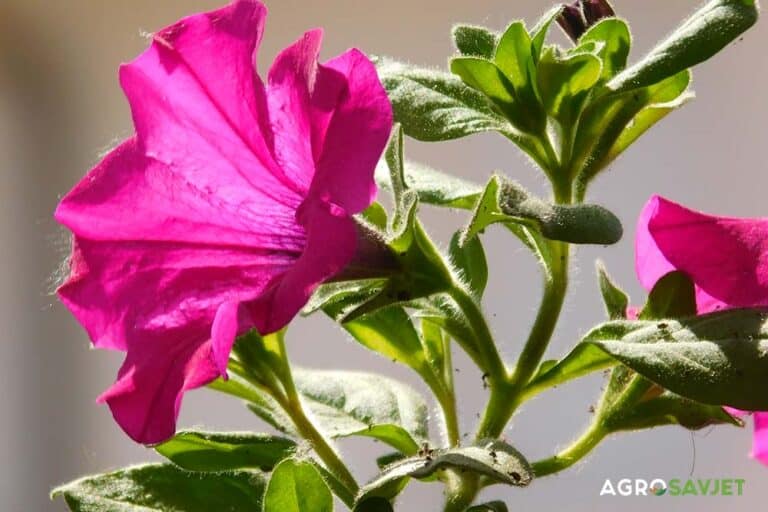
[55,0,392,444]
[635,194,768,465]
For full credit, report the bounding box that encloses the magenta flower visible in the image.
[54,0,392,444]
[635,195,768,465]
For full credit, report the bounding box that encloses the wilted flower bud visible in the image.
[557,0,616,43]
[557,2,587,43]
[582,0,615,25]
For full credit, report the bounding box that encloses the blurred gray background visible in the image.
[1,0,766,510]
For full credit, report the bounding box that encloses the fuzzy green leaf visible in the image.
[374,159,482,210]
[608,0,758,93]
[450,57,528,129]
[357,440,532,503]
[580,18,631,80]
[264,459,332,512]
[585,309,768,410]
[52,464,266,512]
[596,261,630,320]
[155,431,295,473]
[638,271,697,320]
[294,369,428,454]
[573,70,692,191]
[376,59,512,141]
[609,391,743,432]
[536,47,602,122]
[449,231,488,298]
[530,5,563,62]
[453,25,498,59]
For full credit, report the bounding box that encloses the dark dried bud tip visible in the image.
[582,0,616,25]
[557,0,616,43]
[557,3,587,43]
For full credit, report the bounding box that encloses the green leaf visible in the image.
[453,25,498,59]
[467,501,509,512]
[264,458,332,512]
[335,305,430,375]
[638,271,696,320]
[536,47,602,122]
[360,202,389,231]
[375,159,482,210]
[573,70,692,191]
[606,79,694,163]
[450,57,529,130]
[525,337,619,396]
[494,22,534,93]
[608,0,758,93]
[530,5,563,62]
[303,279,387,319]
[52,464,266,512]
[376,58,512,141]
[609,391,743,432]
[585,309,768,410]
[294,369,428,454]
[357,440,532,503]
[449,231,488,298]
[580,18,631,80]
[155,431,295,473]
[462,175,622,246]
[596,260,630,320]
[385,124,407,204]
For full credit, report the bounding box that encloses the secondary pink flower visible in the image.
[635,195,768,465]
[55,0,392,444]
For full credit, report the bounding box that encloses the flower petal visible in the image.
[267,29,324,194]
[57,237,293,350]
[309,48,393,214]
[97,335,219,444]
[55,139,306,252]
[120,4,304,215]
[152,0,274,160]
[636,195,768,313]
[246,202,358,333]
[752,412,768,465]
[211,301,241,377]
[268,36,392,214]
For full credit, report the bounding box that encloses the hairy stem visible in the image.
[532,374,652,478]
[270,334,360,497]
[443,472,480,512]
[448,285,508,385]
[475,239,570,440]
[532,421,608,477]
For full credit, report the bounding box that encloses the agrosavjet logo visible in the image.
[599,478,746,497]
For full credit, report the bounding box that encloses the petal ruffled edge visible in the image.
[97,336,220,444]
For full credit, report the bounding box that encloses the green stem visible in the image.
[276,394,360,496]
[448,286,507,384]
[428,336,460,447]
[532,421,608,477]
[532,374,652,478]
[268,335,360,497]
[475,239,570,440]
[443,472,480,512]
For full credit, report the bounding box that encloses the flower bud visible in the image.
[582,0,615,25]
[557,2,587,43]
[557,0,616,43]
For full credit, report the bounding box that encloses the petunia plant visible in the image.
[51,0,764,511]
